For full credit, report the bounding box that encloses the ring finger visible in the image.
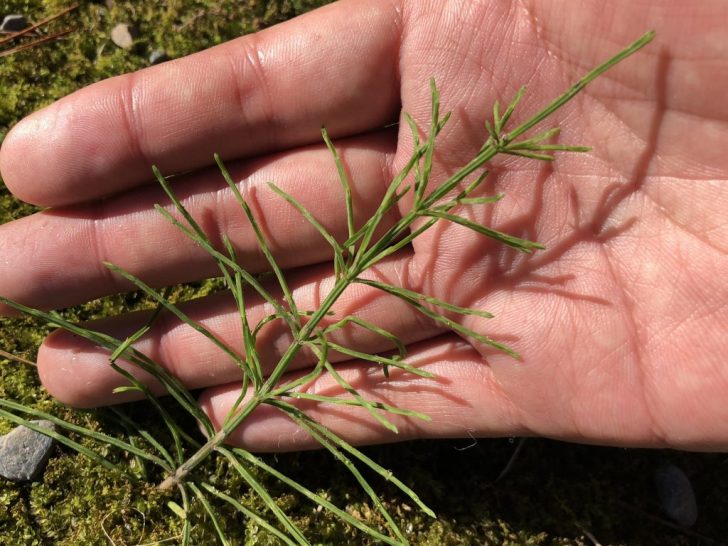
[37,251,443,408]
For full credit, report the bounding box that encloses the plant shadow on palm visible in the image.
[0,32,679,546]
[410,48,669,339]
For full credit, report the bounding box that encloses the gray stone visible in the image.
[149,49,170,65]
[655,463,698,527]
[111,23,138,49]
[0,420,55,482]
[1,14,29,33]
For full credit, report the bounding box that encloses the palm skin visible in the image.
[0,0,726,451]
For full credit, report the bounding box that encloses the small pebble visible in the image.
[0,420,56,482]
[654,463,698,527]
[1,14,29,33]
[111,23,138,49]
[149,49,170,65]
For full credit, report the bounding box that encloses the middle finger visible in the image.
[0,131,396,312]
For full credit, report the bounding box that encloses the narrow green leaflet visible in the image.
[215,154,301,330]
[355,279,495,319]
[189,483,232,546]
[422,210,544,252]
[200,480,298,546]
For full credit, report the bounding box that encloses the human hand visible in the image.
[1,0,726,452]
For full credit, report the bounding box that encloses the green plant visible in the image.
[0,30,655,545]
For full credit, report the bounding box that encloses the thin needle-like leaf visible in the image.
[0,407,135,479]
[506,31,655,141]
[108,407,177,470]
[189,483,232,546]
[222,236,259,391]
[178,484,192,546]
[268,182,347,277]
[105,262,247,370]
[271,401,407,544]
[283,392,431,421]
[109,287,168,364]
[421,210,544,252]
[322,341,434,379]
[152,205,289,325]
[215,155,301,330]
[219,449,310,545]
[414,79,441,207]
[275,403,436,520]
[109,363,194,461]
[229,447,401,545]
[495,86,526,135]
[0,294,211,431]
[322,315,407,362]
[502,150,557,161]
[268,337,329,397]
[355,279,494,319]
[0,393,170,469]
[353,149,422,266]
[200,481,297,546]
[357,166,491,271]
[321,128,356,256]
[433,194,504,211]
[322,360,399,434]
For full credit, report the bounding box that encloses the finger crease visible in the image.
[118,71,153,169]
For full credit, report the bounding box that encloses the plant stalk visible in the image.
[158,274,353,490]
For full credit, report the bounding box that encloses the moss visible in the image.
[2,1,728,545]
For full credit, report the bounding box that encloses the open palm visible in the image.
[1,0,726,451]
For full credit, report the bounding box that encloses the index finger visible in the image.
[0,0,402,207]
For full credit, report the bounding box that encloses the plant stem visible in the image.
[506,30,655,142]
[158,274,353,490]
